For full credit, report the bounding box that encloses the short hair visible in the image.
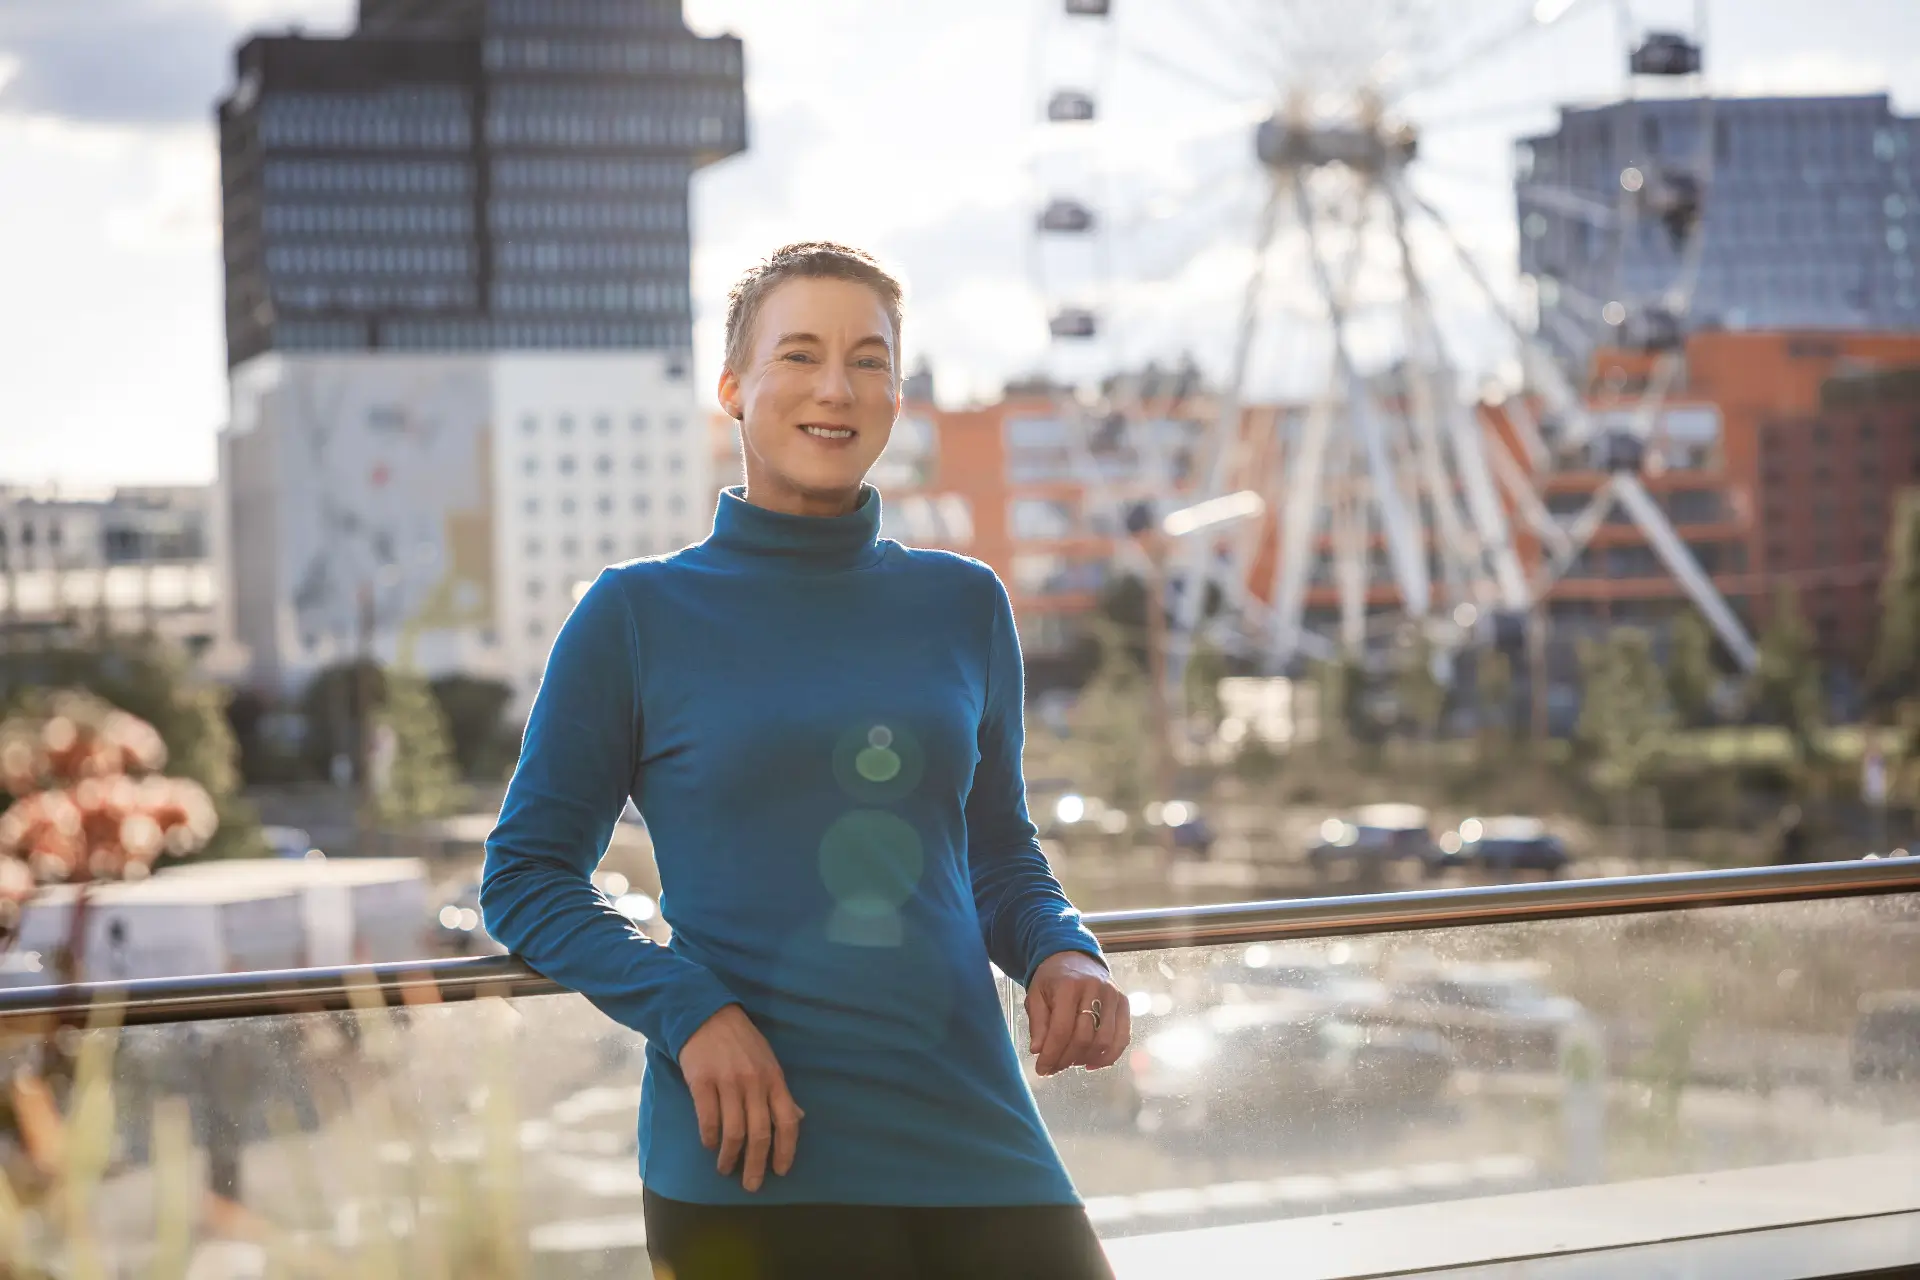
[723,241,905,381]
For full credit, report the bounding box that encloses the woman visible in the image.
[483,241,1125,1279]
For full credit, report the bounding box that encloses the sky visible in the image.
[0,0,1916,488]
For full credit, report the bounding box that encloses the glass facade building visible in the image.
[1518,94,1919,369]
[217,0,745,366]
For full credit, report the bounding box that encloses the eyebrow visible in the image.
[772,331,893,354]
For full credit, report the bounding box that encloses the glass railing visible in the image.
[0,859,1915,1278]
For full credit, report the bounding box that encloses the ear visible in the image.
[717,365,744,421]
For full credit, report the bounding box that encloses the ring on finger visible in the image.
[1078,996,1103,1031]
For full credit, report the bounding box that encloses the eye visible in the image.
[781,351,814,363]
[856,357,888,370]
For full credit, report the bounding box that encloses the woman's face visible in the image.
[720,276,899,516]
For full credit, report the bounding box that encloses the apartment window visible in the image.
[668,455,684,474]
[595,415,612,436]
[630,414,648,434]
[527,619,544,637]
[561,537,580,557]
[523,498,539,516]
[632,456,651,473]
[668,495,686,514]
[523,457,539,476]
[597,495,613,515]
[527,580,544,598]
[559,415,576,434]
[595,454,613,475]
[521,415,538,435]
[667,417,685,435]
[525,538,542,557]
[598,536,615,556]
[632,494,651,514]
[560,497,577,516]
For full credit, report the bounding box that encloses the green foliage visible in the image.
[1181,636,1228,738]
[1665,611,1717,729]
[0,638,262,860]
[428,675,517,780]
[372,672,464,824]
[1068,620,1153,813]
[1475,647,1513,738]
[1576,627,1673,794]
[1870,488,1920,705]
[1394,632,1445,741]
[1751,584,1824,761]
[298,659,388,780]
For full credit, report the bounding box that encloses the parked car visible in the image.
[1213,946,1392,1021]
[1853,991,1920,1082]
[1453,816,1569,875]
[1384,965,1585,1072]
[1130,998,1454,1133]
[1308,804,1443,875]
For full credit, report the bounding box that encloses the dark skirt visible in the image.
[642,1187,1116,1280]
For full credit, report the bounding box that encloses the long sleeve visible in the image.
[480,569,740,1059]
[964,573,1106,986]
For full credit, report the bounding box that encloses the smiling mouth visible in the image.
[801,425,855,440]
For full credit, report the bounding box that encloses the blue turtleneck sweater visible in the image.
[481,486,1103,1207]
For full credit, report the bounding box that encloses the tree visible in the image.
[1576,627,1673,799]
[429,675,516,780]
[1751,584,1824,761]
[1394,632,1446,743]
[1474,647,1514,755]
[1068,620,1154,814]
[297,659,387,781]
[1181,636,1229,744]
[0,638,262,860]
[1870,488,1920,707]
[370,671,464,823]
[1665,610,1718,729]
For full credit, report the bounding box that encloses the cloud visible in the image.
[1715,50,1909,99]
[0,0,349,126]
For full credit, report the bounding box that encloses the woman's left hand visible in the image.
[1026,951,1130,1077]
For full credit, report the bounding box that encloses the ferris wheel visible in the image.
[1025,0,1758,682]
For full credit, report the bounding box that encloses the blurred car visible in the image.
[1153,799,1216,857]
[261,825,316,859]
[1130,999,1453,1133]
[1451,816,1569,875]
[1385,966,1585,1072]
[1307,804,1443,875]
[1852,991,1920,1082]
[1213,945,1392,1021]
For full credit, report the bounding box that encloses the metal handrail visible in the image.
[0,858,1913,1030]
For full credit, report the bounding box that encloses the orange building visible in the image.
[1525,331,1920,663]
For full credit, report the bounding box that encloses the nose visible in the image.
[811,356,854,407]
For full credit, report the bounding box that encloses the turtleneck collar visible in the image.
[698,485,887,573]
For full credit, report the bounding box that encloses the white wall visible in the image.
[491,351,710,718]
[219,350,711,719]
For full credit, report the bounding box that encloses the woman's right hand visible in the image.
[677,1004,804,1192]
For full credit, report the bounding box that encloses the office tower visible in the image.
[214,0,745,712]
[1519,94,1918,369]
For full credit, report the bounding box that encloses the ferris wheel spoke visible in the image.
[1265,380,1339,669]
[1515,182,1619,230]
[1486,431,1574,563]
[1290,169,1430,624]
[1163,174,1288,674]
[1400,179,1599,450]
[1388,185,1530,613]
[1119,40,1264,105]
[1385,0,1602,105]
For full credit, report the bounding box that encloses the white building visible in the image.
[0,485,218,654]
[218,350,709,716]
